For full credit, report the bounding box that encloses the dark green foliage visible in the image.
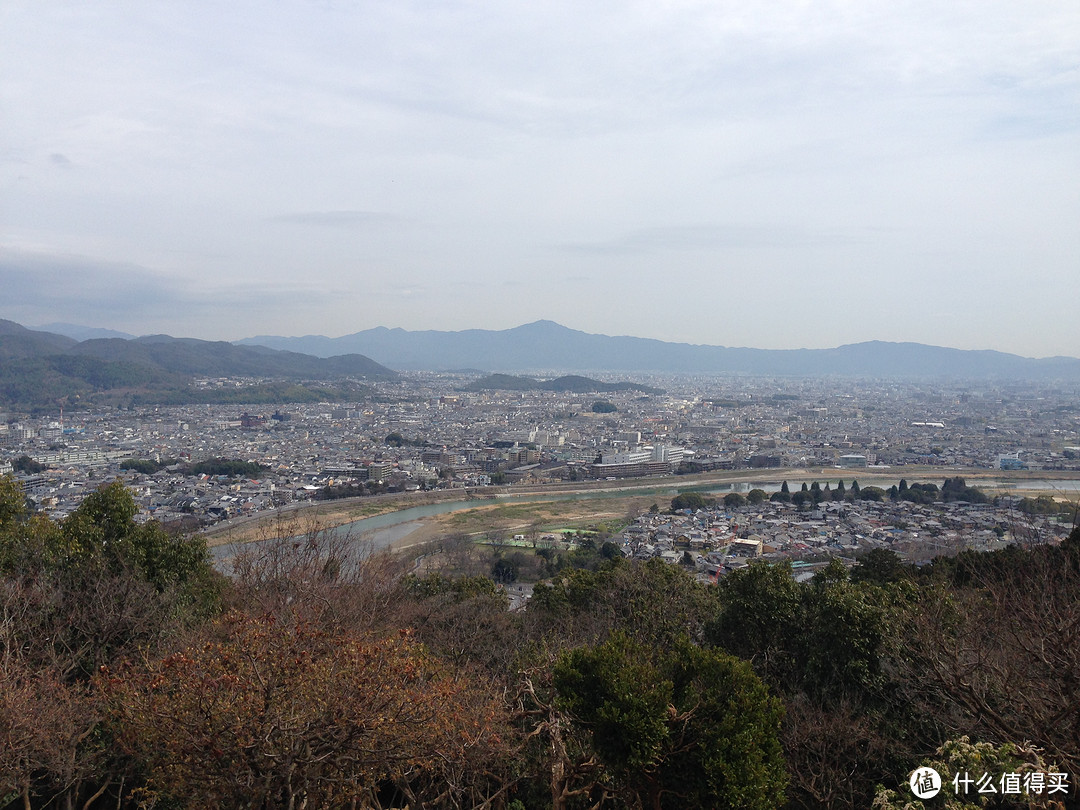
[120,458,162,474]
[747,488,767,504]
[705,559,920,809]
[600,540,622,560]
[0,354,175,409]
[528,559,715,649]
[723,491,747,508]
[940,476,988,503]
[181,457,267,477]
[553,633,787,809]
[916,542,1066,589]
[706,562,802,681]
[0,319,77,356]
[1015,494,1066,515]
[384,431,426,447]
[770,483,792,503]
[670,491,712,511]
[67,334,394,379]
[590,399,617,413]
[900,481,938,504]
[0,474,29,530]
[48,353,171,389]
[0,480,221,680]
[314,480,387,500]
[56,483,218,604]
[554,633,672,774]
[851,548,910,585]
[12,455,44,474]
[491,556,519,583]
[0,354,369,408]
[706,560,897,702]
[119,458,180,474]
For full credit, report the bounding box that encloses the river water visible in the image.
[210,476,1080,566]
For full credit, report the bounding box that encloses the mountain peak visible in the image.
[513,319,566,331]
[232,323,1080,378]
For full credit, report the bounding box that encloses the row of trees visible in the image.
[673,477,999,512]
[120,456,268,478]
[2,474,1078,808]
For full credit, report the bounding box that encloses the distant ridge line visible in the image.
[235,320,1080,379]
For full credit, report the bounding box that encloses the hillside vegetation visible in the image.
[2,474,1078,808]
[0,319,395,410]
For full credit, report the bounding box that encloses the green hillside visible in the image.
[0,320,394,410]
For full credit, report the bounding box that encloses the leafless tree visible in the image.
[228,514,411,634]
[899,544,1080,775]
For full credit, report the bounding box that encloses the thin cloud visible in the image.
[0,247,329,325]
[0,249,181,314]
[266,210,402,227]
[557,224,844,256]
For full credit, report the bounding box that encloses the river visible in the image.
[210,476,1080,566]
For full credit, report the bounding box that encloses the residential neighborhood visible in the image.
[2,372,1078,552]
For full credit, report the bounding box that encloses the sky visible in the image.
[2,1,1079,358]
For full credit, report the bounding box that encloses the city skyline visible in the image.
[3,2,1079,357]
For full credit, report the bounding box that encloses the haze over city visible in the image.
[2,2,1078,357]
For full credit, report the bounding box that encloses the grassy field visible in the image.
[433,496,656,538]
[202,468,1080,549]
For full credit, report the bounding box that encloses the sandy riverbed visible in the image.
[383,495,660,552]
[203,469,1080,552]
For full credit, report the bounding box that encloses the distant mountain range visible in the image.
[0,320,395,411]
[5,317,1079,413]
[36,322,137,342]
[237,320,1080,380]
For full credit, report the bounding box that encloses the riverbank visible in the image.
[203,467,1080,551]
[385,494,661,552]
[202,489,479,547]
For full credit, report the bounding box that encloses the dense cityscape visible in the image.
[4,372,1078,564]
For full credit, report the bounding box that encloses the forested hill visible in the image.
[0,319,396,410]
[0,319,77,357]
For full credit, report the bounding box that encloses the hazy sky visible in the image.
[2,2,1078,357]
